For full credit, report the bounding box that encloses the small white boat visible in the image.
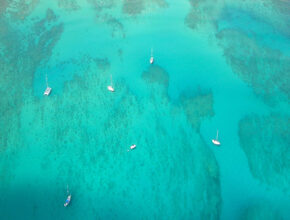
[130,144,136,150]
[64,185,71,207]
[44,87,52,96]
[43,74,52,96]
[212,130,221,146]
[64,195,71,207]
[107,75,115,92]
[150,48,154,64]
[107,85,114,92]
[127,144,136,151]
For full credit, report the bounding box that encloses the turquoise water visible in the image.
[0,0,289,219]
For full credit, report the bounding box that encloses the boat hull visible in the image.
[64,195,71,207]
[44,87,52,96]
[130,144,136,150]
[212,139,220,146]
[107,86,114,92]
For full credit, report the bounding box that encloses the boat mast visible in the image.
[110,75,113,87]
[46,74,49,88]
[216,130,219,141]
[151,48,153,57]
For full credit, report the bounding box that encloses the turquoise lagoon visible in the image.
[0,0,289,219]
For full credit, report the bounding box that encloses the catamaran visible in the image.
[150,48,154,64]
[43,74,52,96]
[64,185,71,207]
[64,195,71,207]
[212,130,221,146]
[107,75,114,92]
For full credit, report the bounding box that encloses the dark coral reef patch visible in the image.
[217,29,290,104]
[180,90,214,132]
[239,114,290,193]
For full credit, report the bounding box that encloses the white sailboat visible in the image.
[212,130,221,146]
[43,74,52,96]
[107,75,115,92]
[64,185,71,207]
[127,144,136,151]
[150,48,154,64]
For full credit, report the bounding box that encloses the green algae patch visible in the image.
[239,114,290,193]
[180,91,214,132]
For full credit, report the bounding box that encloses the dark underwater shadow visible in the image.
[0,186,136,220]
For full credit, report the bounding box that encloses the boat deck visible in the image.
[44,87,52,96]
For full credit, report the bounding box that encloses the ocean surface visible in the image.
[0,0,289,219]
